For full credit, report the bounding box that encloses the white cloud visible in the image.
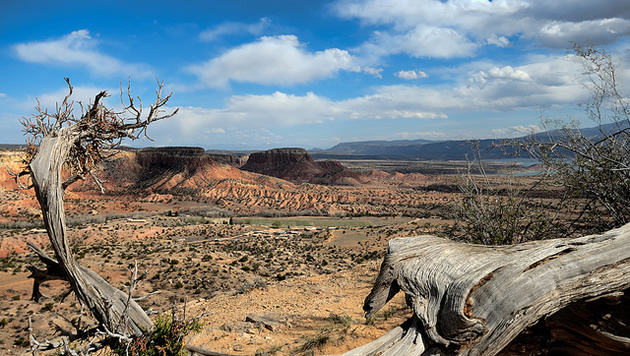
[469,66,531,87]
[175,53,591,144]
[199,17,270,42]
[395,70,428,80]
[0,93,6,98]
[359,25,477,60]
[176,91,339,136]
[333,0,630,60]
[174,87,450,141]
[488,66,530,81]
[226,91,340,124]
[13,30,152,78]
[532,18,630,48]
[366,54,589,113]
[492,125,543,136]
[486,35,511,47]
[361,66,383,78]
[158,49,608,146]
[187,35,356,88]
[334,0,507,59]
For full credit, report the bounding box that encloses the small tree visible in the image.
[13,78,178,338]
[529,44,630,230]
[454,44,630,241]
[454,175,552,245]
[444,149,570,245]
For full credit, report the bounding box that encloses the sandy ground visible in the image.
[186,260,412,355]
[0,219,415,356]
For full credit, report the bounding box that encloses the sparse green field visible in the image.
[232,215,414,228]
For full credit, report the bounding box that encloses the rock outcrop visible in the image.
[97,147,264,193]
[0,146,435,222]
[241,147,368,185]
[207,153,248,167]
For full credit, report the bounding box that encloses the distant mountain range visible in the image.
[3,121,627,162]
[321,138,435,154]
[311,137,515,160]
[311,121,630,161]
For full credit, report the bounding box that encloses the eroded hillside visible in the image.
[0,146,493,355]
[2,147,453,226]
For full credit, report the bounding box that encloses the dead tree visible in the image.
[14,78,178,336]
[344,224,630,355]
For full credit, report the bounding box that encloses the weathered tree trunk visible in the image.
[30,131,152,336]
[344,224,630,355]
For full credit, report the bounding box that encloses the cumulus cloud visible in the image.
[395,70,428,80]
[174,87,449,140]
[199,17,270,42]
[333,0,630,60]
[488,66,531,81]
[178,53,588,140]
[469,66,531,88]
[0,93,6,98]
[165,50,598,146]
[359,25,478,60]
[366,54,588,114]
[187,35,356,88]
[226,91,341,124]
[486,35,511,47]
[361,66,383,78]
[334,0,504,59]
[13,30,152,78]
[532,18,630,48]
[176,91,340,136]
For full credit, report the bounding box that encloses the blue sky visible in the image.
[1,0,629,150]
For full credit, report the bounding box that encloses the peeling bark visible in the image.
[344,224,630,355]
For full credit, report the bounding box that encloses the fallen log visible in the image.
[343,224,630,355]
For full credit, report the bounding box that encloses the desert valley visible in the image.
[0,144,541,355]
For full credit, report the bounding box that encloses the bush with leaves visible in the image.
[113,307,202,356]
[447,44,630,244]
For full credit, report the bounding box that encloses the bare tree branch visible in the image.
[18,78,177,340]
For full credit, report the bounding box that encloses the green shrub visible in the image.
[113,311,202,356]
[297,328,330,353]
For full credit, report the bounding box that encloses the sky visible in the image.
[1,0,629,150]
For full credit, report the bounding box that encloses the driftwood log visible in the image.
[344,224,630,355]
